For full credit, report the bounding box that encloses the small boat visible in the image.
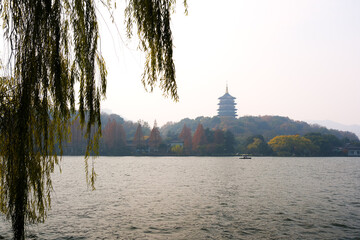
[239,154,251,159]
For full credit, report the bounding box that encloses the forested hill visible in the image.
[160,115,359,141]
[63,113,358,156]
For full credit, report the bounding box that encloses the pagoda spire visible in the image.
[226,82,229,94]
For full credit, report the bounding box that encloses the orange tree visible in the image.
[148,121,162,151]
[103,119,127,154]
[179,124,192,154]
[192,124,207,154]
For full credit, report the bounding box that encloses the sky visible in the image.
[8,0,358,128]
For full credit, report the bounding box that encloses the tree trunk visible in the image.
[11,80,31,240]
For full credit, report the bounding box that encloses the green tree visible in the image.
[247,138,263,154]
[224,130,235,154]
[133,123,145,151]
[268,135,318,156]
[171,145,184,155]
[245,135,273,156]
[214,129,225,145]
[165,130,178,142]
[212,129,225,154]
[204,128,214,143]
[304,133,341,156]
[0,1,185,238]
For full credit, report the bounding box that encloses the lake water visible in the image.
[1,156,360,239]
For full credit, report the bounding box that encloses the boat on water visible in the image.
[239,154,251,159]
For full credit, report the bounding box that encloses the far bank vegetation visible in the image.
[62,114,359,157]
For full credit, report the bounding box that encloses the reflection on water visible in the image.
[1,157,360,239]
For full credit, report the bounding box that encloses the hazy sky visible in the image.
[99,0,360,127]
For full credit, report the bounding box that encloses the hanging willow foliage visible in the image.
[0,0,187,239]
[125,0,187,101]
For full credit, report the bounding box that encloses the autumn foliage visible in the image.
[268,135,318,156]
[103,119,127,153]
[61,113,353,157]
[214,129,225,145]
[192,124,207,153]
[179,124,192,153]
[148,121,162,150]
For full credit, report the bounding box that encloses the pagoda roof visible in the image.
[218,92,236,100]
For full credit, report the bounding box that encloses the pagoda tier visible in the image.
[217,85,237,118]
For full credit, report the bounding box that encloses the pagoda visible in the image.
[217,84,237,118]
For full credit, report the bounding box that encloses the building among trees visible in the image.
[217,84,237,118]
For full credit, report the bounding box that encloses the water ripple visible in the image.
[0,156,359,239]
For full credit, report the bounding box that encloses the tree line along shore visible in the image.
[62,113,359,157]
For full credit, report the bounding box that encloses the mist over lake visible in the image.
[1,156,359,239]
